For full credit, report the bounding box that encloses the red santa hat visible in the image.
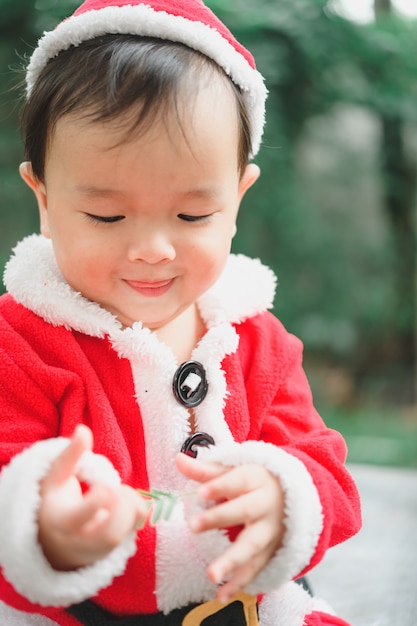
[26,0,267,157]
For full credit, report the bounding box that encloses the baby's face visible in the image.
[25,80,259,329]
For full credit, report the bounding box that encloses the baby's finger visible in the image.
[68,483,115,534]
[190,491,264,532]
[117,484,151,530]
[80,485,149,546]
[198,464,274,502]
[47,424,93,487]
[175,453,226,484]
[215,557,265,604]
[208,522,272,591]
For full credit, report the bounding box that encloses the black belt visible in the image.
[67,600,197,625]
[67,592,259,625]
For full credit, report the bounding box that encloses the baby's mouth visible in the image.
[124,278,174,298]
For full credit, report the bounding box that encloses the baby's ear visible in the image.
[19,162,50,238]
[19,162,41,194]
[238,163,260,202]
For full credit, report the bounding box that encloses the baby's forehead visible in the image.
[54,38,235,120]
[56,53,238,131]
[23,36,250,182]
[45,87,243,196]
[53,72,240,149]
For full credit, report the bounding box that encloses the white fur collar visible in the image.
[3,234,276,336]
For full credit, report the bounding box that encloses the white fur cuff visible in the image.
[0,438,137,606]
[201,440,323,593]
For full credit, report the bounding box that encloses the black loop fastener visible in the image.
[172,361,208,408]
[180,432,215,458]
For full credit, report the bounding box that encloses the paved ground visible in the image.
[309,464,417,625]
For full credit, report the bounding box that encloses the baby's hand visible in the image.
[176,453,285,603]
[38,425,147,571]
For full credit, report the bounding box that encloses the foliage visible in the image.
[208,0,417,397]
[137,488,196,525]
[323,405,417,468]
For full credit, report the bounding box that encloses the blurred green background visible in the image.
[1,0,416,466]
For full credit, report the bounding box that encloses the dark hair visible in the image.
[21,35,252,181]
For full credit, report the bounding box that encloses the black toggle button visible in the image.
[172,360,208,408]
[181,432,215,458]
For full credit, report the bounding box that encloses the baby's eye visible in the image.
[86,213,125,224]
[178,213,211,222]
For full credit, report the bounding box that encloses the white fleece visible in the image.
[259,582,316,626]
[0,601,58,625]
[3,236,276,339]
[0,438,137,607]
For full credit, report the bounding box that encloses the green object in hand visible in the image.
[137,488,196,525]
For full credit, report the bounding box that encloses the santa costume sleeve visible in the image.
[197,311,361,595]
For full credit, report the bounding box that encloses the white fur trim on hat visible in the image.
[25,2,267,157]
[0,438,137,606]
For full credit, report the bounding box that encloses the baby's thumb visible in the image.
[48,424,93,487]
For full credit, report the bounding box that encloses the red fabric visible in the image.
[305,612,351,626]
[72,0,256,68]
[227,313,361,572]
[0,293,361,624]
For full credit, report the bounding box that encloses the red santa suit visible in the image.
[0,235,361,626]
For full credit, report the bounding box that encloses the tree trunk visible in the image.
[380,116,416,357]
[374,0,392,14]
[374,0,417,402]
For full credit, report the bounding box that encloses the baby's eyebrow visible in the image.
[177,187,220,202]
[74,185,221,202]
[74,185,121,197]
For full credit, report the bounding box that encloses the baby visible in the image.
[0,1,361,625]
